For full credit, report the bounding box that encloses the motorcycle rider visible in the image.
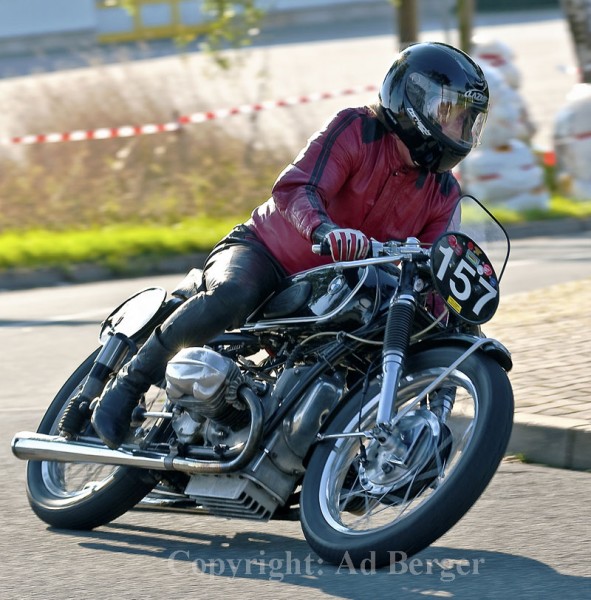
[90,41,490,450]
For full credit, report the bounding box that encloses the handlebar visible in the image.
[311,243,329,256]
[312,237,427,260]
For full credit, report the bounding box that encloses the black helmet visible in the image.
[379,41,489,173]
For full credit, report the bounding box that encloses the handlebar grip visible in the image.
[312,240,380,258]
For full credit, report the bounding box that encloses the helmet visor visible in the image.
[406,73,488,148]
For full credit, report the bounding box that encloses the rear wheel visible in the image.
[26,350,162,530]
[300,346,514,567]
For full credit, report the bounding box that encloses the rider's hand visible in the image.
[323,228,371,262]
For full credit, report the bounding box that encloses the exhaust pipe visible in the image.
[11,387,263,475]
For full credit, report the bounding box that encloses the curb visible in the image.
[503,216,591,239]
[508,413,591,471]
[0,252,209,292]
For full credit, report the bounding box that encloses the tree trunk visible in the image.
[398,0,418,50]
[561,0,591,83]
[457,0,474,54]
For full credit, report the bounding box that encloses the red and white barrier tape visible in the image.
[1,84,379,146]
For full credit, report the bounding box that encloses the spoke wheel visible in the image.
[300,346,513,567]
[26,350,161,530]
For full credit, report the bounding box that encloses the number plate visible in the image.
[430,232,500,324]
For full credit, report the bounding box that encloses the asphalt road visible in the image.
[500,230,591,293]
[1,233,590,598]
[1,442,589,600]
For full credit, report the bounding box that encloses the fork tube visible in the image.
[376,264,418,428]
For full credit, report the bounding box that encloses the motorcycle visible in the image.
[12,195,513,568]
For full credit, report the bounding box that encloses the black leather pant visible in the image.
[158,225,286,351]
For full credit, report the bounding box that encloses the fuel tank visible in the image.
[243,263,399,330]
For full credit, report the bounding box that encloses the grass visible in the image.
[0,216,246,270]
[0,55,293,272]
[1,195,590,272]
[490,195,591,224]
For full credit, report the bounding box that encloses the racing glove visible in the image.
[315,225,371,262]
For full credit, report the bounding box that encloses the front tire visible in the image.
[26,351,158,530]
[300,346,514,567]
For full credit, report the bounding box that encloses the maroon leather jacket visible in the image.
[246,106,461,275]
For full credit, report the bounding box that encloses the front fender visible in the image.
[410,333,512,372]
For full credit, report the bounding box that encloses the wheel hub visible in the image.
[358,409,449,496]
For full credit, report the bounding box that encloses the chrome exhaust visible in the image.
[11,387,263,475]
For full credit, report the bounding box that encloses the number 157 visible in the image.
[436,245,497,317]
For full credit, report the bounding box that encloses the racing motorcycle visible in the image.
[12,195,514,568]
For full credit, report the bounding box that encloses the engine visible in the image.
[165,346,346,520]
[166,347,250,446]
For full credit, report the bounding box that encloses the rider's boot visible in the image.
[90,241,280,450]
[90,285,228,450]
[91,329,171,449]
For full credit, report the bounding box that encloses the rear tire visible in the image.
[26,350,157,530]
[300,346,514,567]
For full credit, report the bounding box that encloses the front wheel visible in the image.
[300,346,514,567]
[26,350,160,530]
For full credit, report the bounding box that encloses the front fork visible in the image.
[375,257,483,433]
[376,256,431,432]
[375,259,461,432]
